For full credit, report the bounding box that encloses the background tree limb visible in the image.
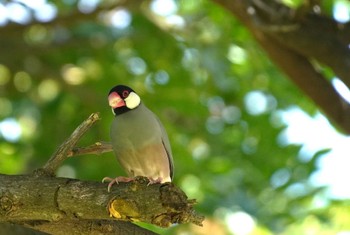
[212,0,350,133]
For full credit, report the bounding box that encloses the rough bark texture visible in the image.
[0,174,203,234]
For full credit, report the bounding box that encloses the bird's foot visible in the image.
[147,177,163,186]
[102,176,134,192]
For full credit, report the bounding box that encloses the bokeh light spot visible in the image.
[38,79,60,102]
[0,4,8,26]
[151,0,177,16]
[189,138,210,160]
[180,174,203,200]
[0,118,22,142]
[109,8,132,29]
[225,211,256,235]
[206,116,224,134]
[270,168,291,188]
[227,44,247,64]
[333,0,350,23]
[222,105,241,124]
[6,2,31,24]
[0,64,11,85]
[244,90,276,115]
[78,0,100,14]
[165,15,185,28]
[62,64,86,85]
[19,115,38,140]
[127,57,147,75]
[14,71,32,92]
[154,70,169,85]
[207,96,225,115]
[241,136,258,155]
[332,77,350,104]
[34,3,57,22]
[25,24,50,45]
[285,183,308,198]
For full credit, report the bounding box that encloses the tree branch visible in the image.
[250,0,350,86]
[212,0,350,133]
[68,141,113,157]
[2,113,203,234]
[19,220,157,235]
[0,174,204,234]
[39,113,101,176]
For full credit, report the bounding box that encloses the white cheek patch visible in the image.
[125,92,141,109]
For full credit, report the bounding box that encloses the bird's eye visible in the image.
[122,90,129,98]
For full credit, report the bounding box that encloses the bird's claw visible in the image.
[147,177,163,186]
[102,176,134,192]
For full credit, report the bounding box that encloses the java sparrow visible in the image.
[102,85,174,191]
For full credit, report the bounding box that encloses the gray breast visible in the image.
[110,103,173,182]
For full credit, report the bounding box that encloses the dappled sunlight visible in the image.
[77,0,99,14]
[0,64,10,85]
[227,44,247,65]
[146,0,186,31]
[151,0,177,17]
[33,2,57,22]
[280,106,350,199]
[6,2,31,24]
[244,91,277,116]
[25,24,51,45]
[14,71,32,92]
[18,114,38,140]
[333,1,350,23]
[225,210,256,235]
[205,96,242,134]
[0,4,7,25]
[180,174,203,201]
[61,64,86,85]
[270,168,291,189]
[37,79,60,102]
[332,77,350,104]
[206,116,224,134]
[0,118,21,142]
[110,8,132,29]
[0,0,349,234]
[127,57,147,76]
[188,137,210,160]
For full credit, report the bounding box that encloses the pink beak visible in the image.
[108,92,126,108]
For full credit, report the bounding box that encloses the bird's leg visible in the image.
[102,176,134,192]
[147,177,163,186]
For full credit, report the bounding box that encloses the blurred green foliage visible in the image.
[0,0,349,234]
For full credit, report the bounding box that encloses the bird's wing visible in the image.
[155,115,174,180]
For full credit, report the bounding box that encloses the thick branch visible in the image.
[212,0,350,133]
[19,220,157,235]
[0,174,204,234]
[249,0,350,86]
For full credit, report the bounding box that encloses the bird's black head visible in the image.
[108,85,141,116]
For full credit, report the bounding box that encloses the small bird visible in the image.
[102,85,174,191]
